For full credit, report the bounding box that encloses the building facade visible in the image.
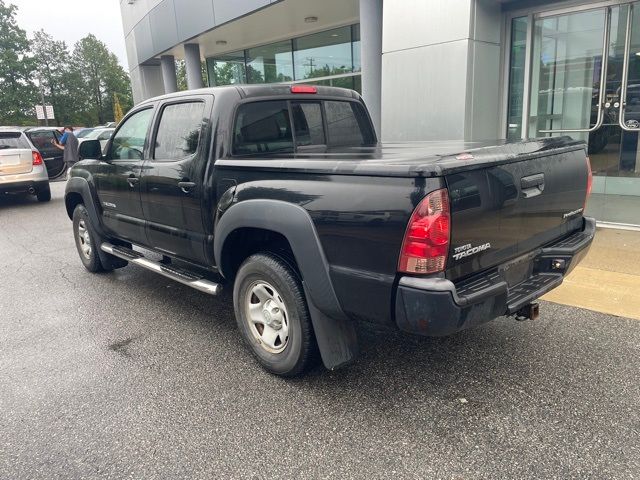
[120,0,640,227]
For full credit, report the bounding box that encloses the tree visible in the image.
[71,34,132,125]
[0,0,37,125]
[30,30,81,126]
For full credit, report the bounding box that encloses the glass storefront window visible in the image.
[207,50,246,86]
[352,24,361,72]
[506,17,527,140]
[293,26,353,80]
[246,41,294,83]
[205,24,361,91]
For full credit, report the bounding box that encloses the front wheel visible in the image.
[72,204,111,273]
[233,253,318,377]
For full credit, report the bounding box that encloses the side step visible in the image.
[100,242,222,295]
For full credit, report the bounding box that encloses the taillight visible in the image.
[585,156,593,208]
[291,85,317,94]
[32,151,43,166]
[398,188,450,274]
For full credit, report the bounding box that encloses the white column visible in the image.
[184,43,204,90]
[359,0,383,138]
[161,55,178,93]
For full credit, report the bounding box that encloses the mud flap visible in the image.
[304,289,359,370]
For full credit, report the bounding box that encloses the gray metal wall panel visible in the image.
[467,40,501,140]
[174,0,216,40]
[472,0,501,44]
[381,41,469,141]
[382,0,472,54]
[149,0,179,56]
[133,16,155,65]
[125,32,139,70]
[213,0,270,26]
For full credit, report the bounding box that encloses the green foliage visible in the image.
[72,34,132,125]
[0,0,37,125]
[0,2,133,126]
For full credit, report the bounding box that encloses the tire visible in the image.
[72,204,111,273]
[233,253,318,377]
[36,186,51,202]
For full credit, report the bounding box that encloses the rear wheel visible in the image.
[36,186,51,202]
[233,253,318,377]
[72,204,111,272]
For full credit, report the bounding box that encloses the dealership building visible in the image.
[120,0,640,228]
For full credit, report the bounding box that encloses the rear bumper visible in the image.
[0,165,50,195]
[394,216,596,336]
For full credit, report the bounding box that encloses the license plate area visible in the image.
[498,252,536,288]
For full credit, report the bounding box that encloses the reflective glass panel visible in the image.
[207,51,246,86]
[506,17,528,140]
[352,24,361,72]
[246,41,293,84]
[293,26,353,80]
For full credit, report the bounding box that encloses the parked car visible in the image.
[0,129,51,201]
[78,127,114,154]
[75,128,96,139]
[65,85,595,376]
[24,127,66,179]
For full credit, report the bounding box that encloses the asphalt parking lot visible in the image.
[1,182,639,479]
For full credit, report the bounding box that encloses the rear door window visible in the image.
[233,101,293,155]
[154,102,205,160]
[0,132,30,150]
[27,131,57,153]
[324,101,375,147]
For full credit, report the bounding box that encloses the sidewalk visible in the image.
[542,227,640,320]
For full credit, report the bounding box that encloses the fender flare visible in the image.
[214,199,358,370]
[215,199,345,320]
[64,177,105,236]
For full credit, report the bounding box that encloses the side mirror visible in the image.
[78,139,102,160]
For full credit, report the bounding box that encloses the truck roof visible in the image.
[139,84,360,106]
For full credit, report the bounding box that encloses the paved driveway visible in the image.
[1,183,638,479]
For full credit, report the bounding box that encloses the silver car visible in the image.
[0,129,51,202]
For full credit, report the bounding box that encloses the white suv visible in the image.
[0,129,51,202]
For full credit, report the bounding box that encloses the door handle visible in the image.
[521,173,545,198]
[178,181,196,194]
[127,176,139,187]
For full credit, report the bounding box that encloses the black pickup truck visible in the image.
[65,84,595,376]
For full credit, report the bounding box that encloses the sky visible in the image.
[10,0,129,70]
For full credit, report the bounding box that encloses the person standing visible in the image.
[52,126,79,179]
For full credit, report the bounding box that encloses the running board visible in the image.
[100,242,222,295]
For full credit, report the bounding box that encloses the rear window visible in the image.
[0,132,30,150]
[291,102,325,147]
[233,101,293,155]
[324,101,375,147]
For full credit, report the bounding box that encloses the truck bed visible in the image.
[216,137,585,178]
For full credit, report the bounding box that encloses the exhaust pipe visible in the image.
[514,302,540,321]
[27,186,36,195]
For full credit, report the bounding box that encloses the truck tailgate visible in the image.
[445,147,589,282]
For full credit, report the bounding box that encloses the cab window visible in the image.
[233,101,293,155]
[109,108,153,161]
[154,102,205,160]
[324,101,375,147]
